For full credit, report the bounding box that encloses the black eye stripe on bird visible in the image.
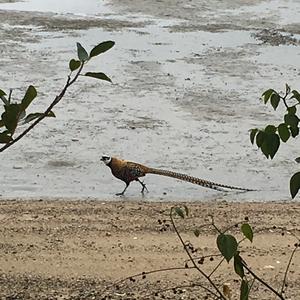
[100,156,255,196]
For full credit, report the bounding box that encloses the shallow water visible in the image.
[0,0,299,201]
[0,0,112,15]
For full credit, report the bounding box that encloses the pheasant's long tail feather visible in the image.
[147,168,253,192]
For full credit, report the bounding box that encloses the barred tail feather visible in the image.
[147,168,253,192]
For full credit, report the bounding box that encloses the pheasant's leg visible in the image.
[137,179,148,193]
[116,183,129,196]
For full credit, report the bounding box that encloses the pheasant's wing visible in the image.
[125,162,146,179]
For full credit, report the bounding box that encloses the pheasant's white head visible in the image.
[100,155,112,165]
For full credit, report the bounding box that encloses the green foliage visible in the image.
[240,279,250,300]
[168,206,295,299]
[290,172,300,198]
[77,42,89,62]
[75,41,115,64]
[250,84,300,198]
[0,40,114,149]
[217,233,238,262]
[234,253,245,278]
[25,111,55,124]
[0,131,12,143]
[21,85,37,110]
[69,59,81,71]
[89,40,115,58]
[84,72,112,82]
[241,223,253,242]
[0,87,55,142]
[70,41,115,82]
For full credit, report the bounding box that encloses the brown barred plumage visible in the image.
[100,156,253,196]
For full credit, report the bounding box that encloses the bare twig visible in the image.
[100,266,196,295]
[170,207,226,299]
[142,282,221,300]
[242,261,285,299]
[280,243,299,295]
[209,257,226,278]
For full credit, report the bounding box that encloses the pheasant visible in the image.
[100,156,253,196]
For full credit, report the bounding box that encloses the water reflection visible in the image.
[0,0,111,15]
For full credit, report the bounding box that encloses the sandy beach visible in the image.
[1,0,300,298]
[0,199,299,299]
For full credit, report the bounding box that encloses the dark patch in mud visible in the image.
[186,47,258,80]
[47,160,76,168]
[253,29,300,46]
[0,10,151,32]
[117,116,167,130]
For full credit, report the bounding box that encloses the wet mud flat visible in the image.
[0,0,300,201]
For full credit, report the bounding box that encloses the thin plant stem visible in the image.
[100,266,196,295]
[142,282,221,300]
[280,243,299,295]
[170,207,226,300]
[242,261,285,299]
[209,257,225,278]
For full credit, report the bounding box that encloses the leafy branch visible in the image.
[0,40,114,153]
[100,206,299,299]
[250,84,300,198]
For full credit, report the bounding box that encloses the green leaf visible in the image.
[77,42,89,62]
[263,133,280,159]
[290,172,300,199]
[194,228,200,237]
[2,104,21,134]
[234,254,245,278]
[260,133,280,159]
[250,128,258,144]
[217,234,238,262]
[285,83,291,95]
[240,279,249,300]
[290,126,299,138]
[0,132,12,143]
[287,106,297,115]
[284,113,299,129]
[241,223,253,242]
[291,90,300,103]
[262,89,275,104]
[21,85,37,111]
[270,93,280,110]
[0,89,8,105]
[84,72,112,82]
[260,139,270,158]
[0,89,5,97]
[278,123,290,142]
[24,111,55,124]
[174,207,185,219]
[69,59,81,71]
[265,125,276,134]
[256,131,265,147]
[90,41,115,58]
